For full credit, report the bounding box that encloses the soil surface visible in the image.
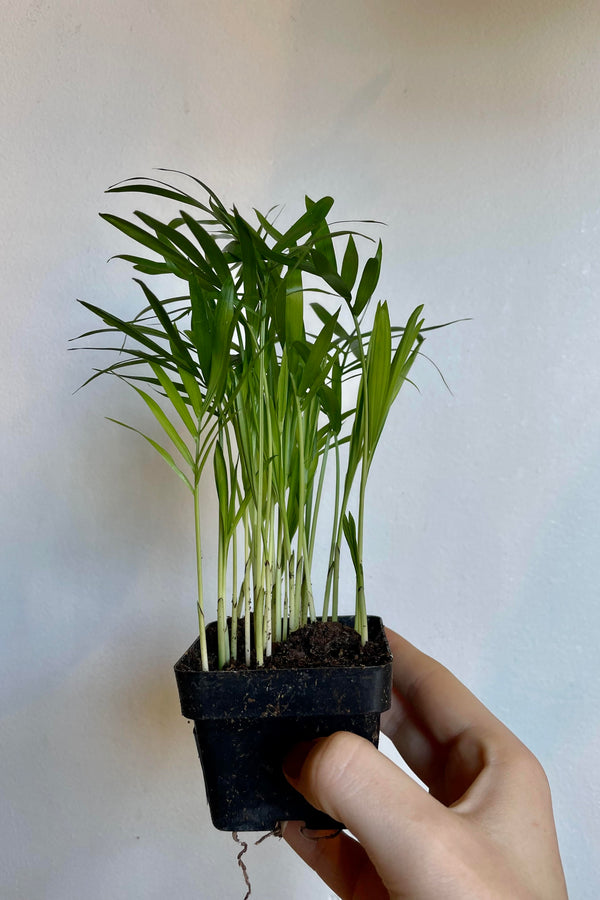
[198,617,388,671]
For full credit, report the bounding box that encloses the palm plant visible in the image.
[75,171,427,672]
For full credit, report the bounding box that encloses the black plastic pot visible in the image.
[174,615,392,831]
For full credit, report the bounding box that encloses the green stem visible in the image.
[193,479,209,672]
[308,432,330,571]
[274,512,283,642]
[355,473,368,645]
[294,553,305,626]
[216,498,230,670]
[322,437,340,621]
[332,480,352,621]
[293,390,315,625]
[243,508,251,666]
[288,550,297,632]
[253,315,267,666]
[353,312,370,645]
[263,376,274,657]
[252,510,264,667]
[224,426,238,661]
[217,596,229,669]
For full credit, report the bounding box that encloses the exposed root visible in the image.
[232,831,251,899]
[254,824,284,845]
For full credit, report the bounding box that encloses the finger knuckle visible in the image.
[495,738,551,795]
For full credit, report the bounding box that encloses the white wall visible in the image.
[2,1,599,897]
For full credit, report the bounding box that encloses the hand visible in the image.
[282,628,567,899]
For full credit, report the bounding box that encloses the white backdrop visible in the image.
[2,1,599,897]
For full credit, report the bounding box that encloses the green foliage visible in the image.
[74,173,437,670]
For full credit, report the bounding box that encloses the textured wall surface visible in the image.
[1,1,599,897]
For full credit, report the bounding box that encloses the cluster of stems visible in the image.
[76,173,426,671]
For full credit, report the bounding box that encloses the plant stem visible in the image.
[355,469,369,645]
[332,482,351,621]
[294,553,304,626]
[308,432,330,571]
[230,521,238,659]
[243,508,251,666]
[217,596,229,669]
[322,437,340,621]
[217,492,230,669]
[193,479,209,672]
[253,318,266,665]
[353,312,370,645]
[288,550,296,632]
[274,510,284,642]
[263,377,274,657]
[293,391,315,625]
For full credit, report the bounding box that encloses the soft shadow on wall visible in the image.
[269,0,591,199]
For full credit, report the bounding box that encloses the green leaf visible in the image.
[149,362,197,437]
[342,512,360,575]
[318,352,342,433]
[300,255,351,301]
[388,305,425,406]
[71,356,151,391]
[341,235,359,290]
[106,181,207,211]
[298,310,340,395]
[276,349,289,426]
[353,242,382,316]
[213,441,230,533]
[233,209,260,303]
[188,274,215,379]
[254,209,283,245]
[319,270,352,301]
[157,169,229,219]
[99,213,193,278]
[310,247,336,276]
[366,302,392,453]
[274,196,334,251]
[345,383,364,496]
[207,279,236,402]
[306,196,337,268]
[77,299,170,359]
[178,366,203,416]
[284,269,304,366]
[227,455,239,524]
[134,210,218,282]
[311,302,351,343]
[106,418,193,491]
[110,254,172,275]
[133,279,194,368]
[130,383,195,467]
[318,384,341,434]
[180,210,232,286]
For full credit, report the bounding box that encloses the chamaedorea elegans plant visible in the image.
[75,172,426,671]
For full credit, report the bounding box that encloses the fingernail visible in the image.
[283,740,318,781]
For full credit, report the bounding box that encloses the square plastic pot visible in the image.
[174,615,392,831]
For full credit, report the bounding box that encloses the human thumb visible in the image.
[283,731,448,889]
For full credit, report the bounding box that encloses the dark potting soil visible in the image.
[193,617,388,671]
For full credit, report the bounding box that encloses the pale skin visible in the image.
[282,628,568,900]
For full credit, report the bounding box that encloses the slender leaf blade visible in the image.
[131,383,195,466]
[353,242,382,316]
[149,362,197,437]
[341,235,359,290]
[106,418,193,490]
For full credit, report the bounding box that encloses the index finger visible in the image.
[385,628,507,746]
